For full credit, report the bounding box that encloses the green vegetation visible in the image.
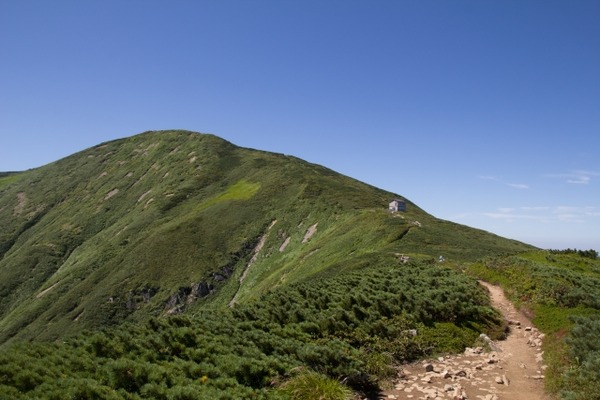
[549,248,598,260]
[466,250,600,399]
[0,172,23,189]
[0,258,504,398]
[280,370,352,400]
[0,130,531,346]
[195,179,261,212]
[0,130,538,398]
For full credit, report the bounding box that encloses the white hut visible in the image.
[389,199,406,212]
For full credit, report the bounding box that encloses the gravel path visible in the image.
[380,281,551,400]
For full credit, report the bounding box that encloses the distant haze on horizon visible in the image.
[1,1,598,252]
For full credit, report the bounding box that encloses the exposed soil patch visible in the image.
[302,223,318,243]
[104,188,119,200]
[36,282,60,299]
[279,236,291,252]
[137,190,152,203]
[13,192,27,215]
[382,282,550,400]
[228,219,277,307]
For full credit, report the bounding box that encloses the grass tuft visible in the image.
[279,369,352,400]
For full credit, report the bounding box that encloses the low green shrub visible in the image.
[279,369,352,400]
[0,259,502,398]
[363,351,396,382]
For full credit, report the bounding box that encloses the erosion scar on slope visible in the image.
[228,219,277,307]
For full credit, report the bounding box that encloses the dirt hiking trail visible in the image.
[381,281,551,400]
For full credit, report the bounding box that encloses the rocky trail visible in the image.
[380,281,550,400]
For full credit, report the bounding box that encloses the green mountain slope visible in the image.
[0,130,533,345]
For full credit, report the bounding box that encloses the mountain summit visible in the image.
[0,130,532,344]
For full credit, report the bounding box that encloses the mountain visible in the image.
[0,130,533,346]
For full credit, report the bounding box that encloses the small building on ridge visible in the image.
[389,198,406,212]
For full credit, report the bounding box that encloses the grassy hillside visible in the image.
[0,130,532,348]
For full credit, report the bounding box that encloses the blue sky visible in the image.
[1,1,599,251]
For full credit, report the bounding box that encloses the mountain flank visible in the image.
[0,130,532,345]
[2,130,598,399]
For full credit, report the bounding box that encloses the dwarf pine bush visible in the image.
[0,259,502,398]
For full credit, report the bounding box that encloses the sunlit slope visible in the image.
[0,130,533,344]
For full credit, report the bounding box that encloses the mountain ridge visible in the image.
[0,130,533,345]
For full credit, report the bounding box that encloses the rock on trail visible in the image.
[381,281,550,400]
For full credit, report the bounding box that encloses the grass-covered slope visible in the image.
[0,130,532,345]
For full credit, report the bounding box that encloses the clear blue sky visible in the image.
[1,1,599,251]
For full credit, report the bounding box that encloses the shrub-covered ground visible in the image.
[0,258,503,399]
[466,250,600,400]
